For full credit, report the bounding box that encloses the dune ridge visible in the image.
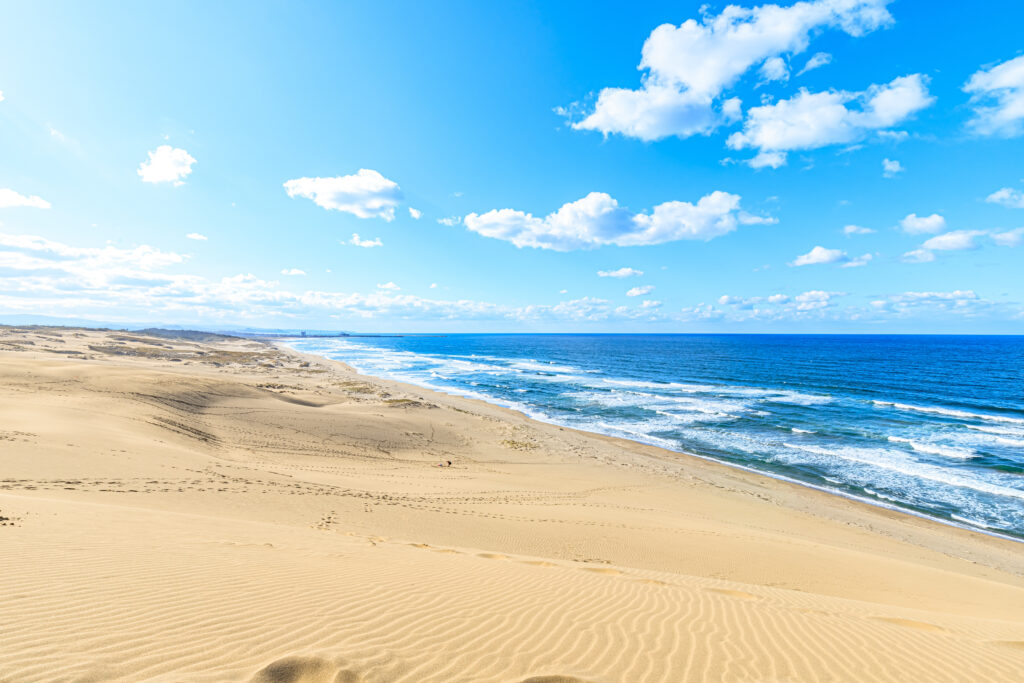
[1,326,1022,681]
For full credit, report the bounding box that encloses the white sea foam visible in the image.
[950,513,993,529]
[886,436,976,459]
[872,400,1024,425]
[790,427,815,434]
[966,424,1024,438]
[783,442,1024,502]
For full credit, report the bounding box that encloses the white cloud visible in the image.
[138,146,196,185]
[0,232,187,294]
[727,74,934,167]
[921,230,986,251]
[992,227,1024,247]
[598,267,644,278]
[876,129,908,142]
[963,55,1024,137]
[986,187,1024,208]
[283,169,402,221]
[843,224,874,235]
[429,283,438,289]
[790,245,846,266]
[377,281,400,291]
[437,216,461,226]
[463,190,773,251]
[627,285,654,297]
[640,299,662,308]
[899,212,945,234]
[566,0,893,141]
[408,207,422,219]
[901,248,935,263]
[0,90,4,101]
[349,233,383,248]
[0,188,51,209]
[281,268,306,276]
[759,57,789,84]
[882,158,903,178]
[714,289,845,317]
[841,252,873,267]
[797,51,832,76]
[185,233,208,241]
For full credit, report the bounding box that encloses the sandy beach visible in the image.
[1,326,1022,682]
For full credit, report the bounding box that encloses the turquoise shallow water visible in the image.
[288,334,1024,538]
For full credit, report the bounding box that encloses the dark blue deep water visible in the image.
[288,335,1024,538]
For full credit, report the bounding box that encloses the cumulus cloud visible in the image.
[565,0,893,141]
[377,281,400,291]
[463,190,773,251]
[281,268,306,276]
[138,145,196,185]
[882,158,903,178]
[899,212,945,234]
[437,216,461,226]
[186,233,208,241]
[790,245,846,266]
[349,233,383,248]
[408,207,422,219]
[0,188,51,209]
[283,169,402,221]
[986,187,1024,208]
[843,224,874,235]
[598,267,644,278]
[713,290,846,319]
[964,55,1024,137]
[921,230,986,251]
[842,253,873,267]
[902,229,987,263]
[797,51,832,76]
[759,56,790,84]
[640,299,662,308]
[992,227,1024,247]
[626,285,655,297]
[727,74,934,167]
[901,248,934,263]
[870,290,997,318]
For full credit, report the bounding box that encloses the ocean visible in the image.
[287,334,1024,539]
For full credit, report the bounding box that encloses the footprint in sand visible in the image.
[250,655,362,683]
[707,588,759,600]
[521,560,558,567]
[478,553,508,560]
[871,617,946,633]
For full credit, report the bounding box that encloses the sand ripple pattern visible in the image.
[1,497,1022,682]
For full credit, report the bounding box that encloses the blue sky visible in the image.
[1,0,1023,332]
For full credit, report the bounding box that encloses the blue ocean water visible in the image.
[287,334,1024,538]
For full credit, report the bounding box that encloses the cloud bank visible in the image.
[463,191,773,251]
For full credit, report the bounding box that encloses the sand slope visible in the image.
[1,327,1022,681]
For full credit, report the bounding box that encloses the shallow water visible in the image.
[289,334,1024,538]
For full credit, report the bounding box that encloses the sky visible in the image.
[1,0,1023,333]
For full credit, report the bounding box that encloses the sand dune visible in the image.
[1,327,1022,681]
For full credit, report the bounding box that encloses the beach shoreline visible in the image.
[277,338,1024,545]
[2,326,1023,681]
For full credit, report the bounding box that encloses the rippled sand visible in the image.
[1,326,1022,681]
